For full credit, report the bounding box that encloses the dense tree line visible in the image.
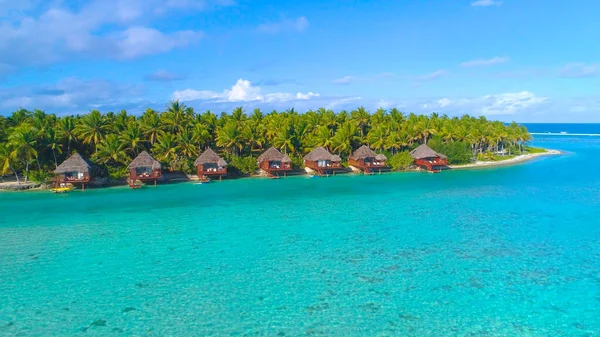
[0,101,532,183]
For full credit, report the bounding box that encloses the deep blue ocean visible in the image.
[1,124,600,336]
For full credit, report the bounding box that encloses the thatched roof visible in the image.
[194,148,224,166]
[217,158,228,167]
[304,146,333,161]
[129,151,161,170]
[375,153,387,161]
[257,147,284,163]
[330,154,342,162]
[54,153,92,174]
[410,144,447,159]
[350,145,377,160]
[281,154,292,163]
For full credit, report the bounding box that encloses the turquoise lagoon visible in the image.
[1,136,600,336]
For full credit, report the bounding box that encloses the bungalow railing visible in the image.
[364,162,387,167]
[268,163,292,170]
[131,170,162,179]
[415,158,448,166]
[59,173,91,183]
[199,168,227,175]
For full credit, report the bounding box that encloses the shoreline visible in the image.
[448,149,562,170]
[1,149,562,192]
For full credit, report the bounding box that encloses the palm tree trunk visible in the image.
[53,149,57,168]
[25,161,29,183]
[10,166,20,185]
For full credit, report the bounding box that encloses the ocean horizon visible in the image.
[1,133,600,336]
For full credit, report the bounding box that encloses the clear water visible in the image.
[1,136,600,336]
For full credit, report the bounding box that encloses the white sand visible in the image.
[449,149,561,170]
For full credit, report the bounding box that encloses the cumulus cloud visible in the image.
[173,79,320,103]
[471,0,502,7]
[257,16,309,34]
[559,63,599,78]
[0,0,226,68]
[461,56,509,67]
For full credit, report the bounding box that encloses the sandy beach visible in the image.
[449,149,562,170]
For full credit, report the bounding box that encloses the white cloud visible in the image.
[0,0,226,68]
[419,91,547,116]
[416,70,447,81]
[460,56,509,67]
[559,63,599,78]
[0,77,143,113]
[257,16,309,34]
[471,0,502,7]
[173,79,320,103]
[332,73,396,85]
[333,76,356,85]
[116,27,203,59]
[144,69,187,81]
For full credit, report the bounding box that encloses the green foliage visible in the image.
[0,101,534,180]
[228,155,258,175]
[429,140,473,165]
[28,170,53,184]
[525,146,547,154]
[388,151,415,171]
[107,166,128,180]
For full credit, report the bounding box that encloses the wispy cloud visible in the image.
[471,0,502,7]
[256,16,309,34]
[332,76,356,85]
[0,77,144,113]
[461,56,509,67]
[173,78,319,103]
[418,91,547,116]
[416,70,447,81]
[144,69,187,82]
[559,63,599,78]
[332,73,397,85]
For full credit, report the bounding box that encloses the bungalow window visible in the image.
[269,160,282,169]
[317,160,329,167]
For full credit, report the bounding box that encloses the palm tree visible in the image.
[216,121,244,156]
[8,125,38,182]
[351,106,370,139]
[0,143,19,184]
[139,109,162,145]
[75,110,108,154]
[331,122,359,156]
[152,132,179,165]
[163,100,191,134]
[46,128,62,168]
[95,134,127,166]
[177,128,197,158]
[57,116,77,155]
[119,123,145,158]
[272,122,296,154]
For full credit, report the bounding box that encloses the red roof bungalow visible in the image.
[348,145,388,174]
[194,148,227,182]
[303,146,342,176]
[410,144,448,172]
[257,147,292,178]
[128,151,162,188]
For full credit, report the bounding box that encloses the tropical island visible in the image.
[0,101,549,190]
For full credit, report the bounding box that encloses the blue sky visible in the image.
[0,0,599,122]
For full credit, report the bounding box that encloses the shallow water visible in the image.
[1,136,600,336]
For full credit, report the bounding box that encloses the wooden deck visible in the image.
[415,158,448,172]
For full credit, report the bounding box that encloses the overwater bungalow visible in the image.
[349,145,388,174]
[194,148,227,181]
[303,146,342,176]
[54,152,93,191]
[257,147,292,178]
[128,151,162,188]
[410,144,448,172]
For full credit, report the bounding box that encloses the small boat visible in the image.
[51,187,72,193]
